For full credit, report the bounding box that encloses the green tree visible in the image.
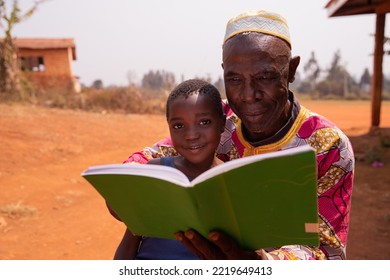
[360,68,371,85]
[325,50,357,98]
[381,35,389,56]
[359,68,371,94]
[213,76,226,99]
[383,73,390,96]
[0,0,46,96]
[141,70,175,90]
[303,51,321,98]
[91,79,103,89]
[327,50,345,84]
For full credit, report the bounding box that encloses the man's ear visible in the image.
[288,56,300,83]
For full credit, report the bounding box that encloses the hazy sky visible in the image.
[13,0,390,86]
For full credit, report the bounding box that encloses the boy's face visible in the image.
[167,93,224,168]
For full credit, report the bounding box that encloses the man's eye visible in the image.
[258,73,278,80]
[227,77,241,84]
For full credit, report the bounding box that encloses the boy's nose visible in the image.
[184,127,200,140]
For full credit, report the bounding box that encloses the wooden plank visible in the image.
[376,2,390,14]
[370,13,385,129]
[325,0,349,17]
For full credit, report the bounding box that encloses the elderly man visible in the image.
[116,10,355,260]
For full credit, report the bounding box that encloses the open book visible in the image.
[81,145,319,250]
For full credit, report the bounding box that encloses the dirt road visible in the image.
[1,100,389,259]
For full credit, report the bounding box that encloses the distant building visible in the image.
[4,38,80,92]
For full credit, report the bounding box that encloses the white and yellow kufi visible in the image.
[223,10,291,48]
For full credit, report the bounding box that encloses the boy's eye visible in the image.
[172,123,184,129]
[200,119,211,125]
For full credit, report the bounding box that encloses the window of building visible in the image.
[20,56,45,72]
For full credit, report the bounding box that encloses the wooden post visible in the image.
[370,13,385,131]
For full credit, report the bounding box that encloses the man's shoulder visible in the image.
[301,105,342,132]
[299,106,353,153]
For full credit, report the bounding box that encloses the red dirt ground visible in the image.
[0,99,389,260]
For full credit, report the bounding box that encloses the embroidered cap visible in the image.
[223,10,291,48]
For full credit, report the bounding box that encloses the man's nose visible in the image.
[240,81,262,102]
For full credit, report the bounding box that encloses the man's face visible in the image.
[222,33,292,142]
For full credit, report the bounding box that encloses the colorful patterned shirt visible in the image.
[124,93,355,260]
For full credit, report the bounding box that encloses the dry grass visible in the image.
[0,202,37,218]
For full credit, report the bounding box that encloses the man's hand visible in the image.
[175,230,262,260]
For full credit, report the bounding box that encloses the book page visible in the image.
[82,163,192,187]
[192,145,314,185]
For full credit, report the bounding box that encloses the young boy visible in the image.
[113,79,226,259]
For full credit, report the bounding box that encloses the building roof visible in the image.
[325,0,390,17]
[1,38,77,60]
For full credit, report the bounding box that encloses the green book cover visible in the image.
[81,145,319,250]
